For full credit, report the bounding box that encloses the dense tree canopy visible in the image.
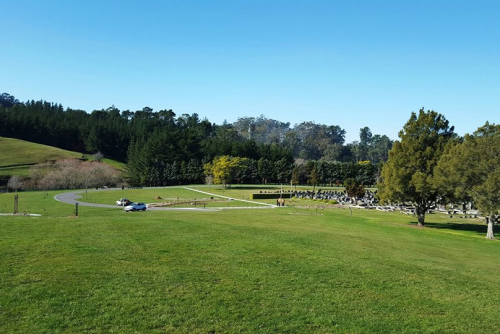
[436,122,500,239]
[204,156,242,188]
[378,108,456,226]
[0,93,20,108]
[231,115,391,163]
[0,92,383,187]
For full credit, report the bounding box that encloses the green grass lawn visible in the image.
[0,136,82,167]
[1,188,499,333]
[82,185,343,208]
[0,136,126,179]
[189,184,346,207]
[82,187,269,208]
[0,165,32,177]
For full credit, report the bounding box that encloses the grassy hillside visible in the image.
[1,187,499,333]
[0,136,125,178]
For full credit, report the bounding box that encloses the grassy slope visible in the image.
[0,136,125,177]
[1,189,499,333]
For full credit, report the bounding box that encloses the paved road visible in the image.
[54,189,119,209]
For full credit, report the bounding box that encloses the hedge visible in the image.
[251,193,291,199]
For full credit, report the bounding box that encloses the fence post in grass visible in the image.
[14,194,18,214]
[75,202,79,217]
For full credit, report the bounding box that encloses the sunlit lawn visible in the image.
[1,188,499,333]
[82,185,348,208]
[0,136,125,181]
[0,166,31,177]
[82,187,268,208]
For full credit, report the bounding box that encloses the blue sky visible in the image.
[1,0,499,142]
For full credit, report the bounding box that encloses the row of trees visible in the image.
[203,156,379,189]
[7,156,378,193]
[306,160,377,187]
[0,93,386,188]
[232,116,393,163]
[0,93,392,166]
[126,150,378,189]
[378,109,499,239]
[124,130,295,186]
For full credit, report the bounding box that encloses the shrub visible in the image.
[251,193,285,199]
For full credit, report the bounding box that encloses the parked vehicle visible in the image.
[350,203,375,209]
[376,206,395,212]
[116,198,131,206]
[124,202,147,212]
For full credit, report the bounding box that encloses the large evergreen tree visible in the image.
[378,108,455,226]
[436,122,500,239]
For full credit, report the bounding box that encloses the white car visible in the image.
[116,198,131,206]
[350,203,375,209]
[124,202,147,212]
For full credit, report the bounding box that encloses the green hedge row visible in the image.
[251,193,290,199]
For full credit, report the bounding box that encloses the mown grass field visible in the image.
[69,185,348,208]
[83,187,268,209]
[0,136,125,177]
[1,187,499,333]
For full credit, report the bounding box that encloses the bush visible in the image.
[34,159,121,190]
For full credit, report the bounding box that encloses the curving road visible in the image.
[54,189,117,208]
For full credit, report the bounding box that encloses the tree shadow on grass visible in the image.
[410,220,487,235]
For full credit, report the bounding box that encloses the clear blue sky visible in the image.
[1,0,499,142]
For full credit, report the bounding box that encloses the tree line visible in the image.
[0,92,386,186]
[202,156,377,189]
[231,116,392,163]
